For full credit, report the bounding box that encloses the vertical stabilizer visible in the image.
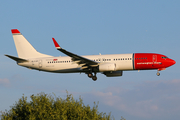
[11,29,52,59]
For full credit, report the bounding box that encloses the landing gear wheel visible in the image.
[156,72,160,76]
[88,73,93,78]
[92,76,97,81]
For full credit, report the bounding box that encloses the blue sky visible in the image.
[0,1,180,120]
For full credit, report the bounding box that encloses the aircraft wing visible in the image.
[52,38,99,69]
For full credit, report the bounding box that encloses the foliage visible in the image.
[120,116,126,120]
[1,92,115,120]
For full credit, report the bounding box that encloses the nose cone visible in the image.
[170,59,176,66]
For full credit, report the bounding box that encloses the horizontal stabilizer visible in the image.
[5,54,28,62]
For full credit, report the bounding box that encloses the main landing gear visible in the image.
[87,72,97,81]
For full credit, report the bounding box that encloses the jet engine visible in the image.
[99,63,116,72]
[103,71,123,77]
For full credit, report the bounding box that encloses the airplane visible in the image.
[5,29,176,81]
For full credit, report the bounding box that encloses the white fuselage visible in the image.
[18,54,134,73]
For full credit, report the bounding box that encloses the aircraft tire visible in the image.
[88,73,93,78]
[156,72,160,76]
[92,76,97,81]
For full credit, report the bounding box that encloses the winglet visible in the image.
[52,38,61,49]
[11,29,21,34]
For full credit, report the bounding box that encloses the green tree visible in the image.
[1,92,116,120]
[120,116,126,120]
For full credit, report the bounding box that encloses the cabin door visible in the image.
[39,60,42,68]
[153,55,157,62]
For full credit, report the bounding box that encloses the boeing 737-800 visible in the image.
[5,29,176,81]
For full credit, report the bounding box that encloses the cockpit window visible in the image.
[162,56,168,59]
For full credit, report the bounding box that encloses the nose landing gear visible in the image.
[156,71,160,76]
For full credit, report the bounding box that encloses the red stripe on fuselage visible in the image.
[134,53,175,70]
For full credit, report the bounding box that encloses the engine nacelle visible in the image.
[103,71,123,77]
[99,63,116,72]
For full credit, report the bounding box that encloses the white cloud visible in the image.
[81,79,180,119]
[0,78,10,87]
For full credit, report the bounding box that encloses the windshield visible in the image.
[162,56,168,59]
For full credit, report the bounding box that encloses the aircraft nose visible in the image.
[170,59,176,66]
[172,60,176,65]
